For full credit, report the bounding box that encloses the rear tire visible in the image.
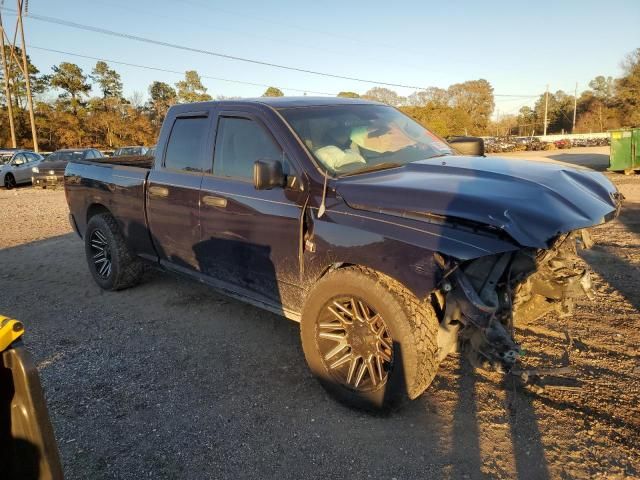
[85,213,143,291]
[300,266,440,411]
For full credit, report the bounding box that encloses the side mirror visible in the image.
[253,159,285,190]
[447,136,485,156]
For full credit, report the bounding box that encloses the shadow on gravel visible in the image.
[504,377,550,480]
[450,358,550,480]
[451,358,483,478]
[0,232,76,253]
[0,231,558,479]
[581,246,640,312]
[0,183,34,192]
[546,153,609,171]
[618,203,640,237]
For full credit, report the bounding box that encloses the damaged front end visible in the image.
[434,230,595,372]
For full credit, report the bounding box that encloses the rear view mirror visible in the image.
[448,136,485,156]
[253,160,285,190]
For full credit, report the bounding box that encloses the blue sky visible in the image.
[5,0,640,115]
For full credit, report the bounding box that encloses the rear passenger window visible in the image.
[213,117,282,180]
[164,117,209,173]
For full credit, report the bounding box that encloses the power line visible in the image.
[7,9,430,89]
[4,8,540,97]
[102,0,425,74]
[176,0,425,57]
[29,45,337,96]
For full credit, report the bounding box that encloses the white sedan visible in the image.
[0,150,44,189]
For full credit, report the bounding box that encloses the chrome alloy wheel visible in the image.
[90,229,112,278]
[316,297,393,392]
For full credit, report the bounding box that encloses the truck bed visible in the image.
[65,159,157,261]
[93,154,154,169]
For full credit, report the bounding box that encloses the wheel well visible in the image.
[317,262,351,280]
[315,262,437,310]
[86,203,111,223]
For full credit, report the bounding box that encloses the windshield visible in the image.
[0,154,13,165]
[44,151,86,162]
[280,104,452,175]
[114,147,145,156]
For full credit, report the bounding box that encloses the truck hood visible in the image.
[336,155,620,249]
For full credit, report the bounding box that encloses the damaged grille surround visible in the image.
[434,230,596,372]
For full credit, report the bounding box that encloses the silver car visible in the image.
[0,150,44,189]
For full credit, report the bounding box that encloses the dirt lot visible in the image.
[0,148,638,479]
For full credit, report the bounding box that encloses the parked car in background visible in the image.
[554,139,572,149]
[113,146,148,156]
[0,149,44,189]
[32,148,104,188]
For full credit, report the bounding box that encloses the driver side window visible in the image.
[213,117,284,180]
[13,154,26,166]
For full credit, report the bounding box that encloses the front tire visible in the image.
[300,266,440,410]
[4,173,16,189]
[85,213,143,291]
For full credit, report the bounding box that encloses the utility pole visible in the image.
[543,84,549,137]
[0,13,16,148]
[16,0,38,152]
[572,82,578,133]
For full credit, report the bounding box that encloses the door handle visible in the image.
[202,195,227,208]
[148,186,169,198]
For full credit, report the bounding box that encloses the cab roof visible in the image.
[54,148,95,152]
[172,96,383,111]
[245,96,382,108]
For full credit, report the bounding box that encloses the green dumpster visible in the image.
[609,128,640,173]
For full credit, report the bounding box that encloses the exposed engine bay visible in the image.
[434,230,595,373]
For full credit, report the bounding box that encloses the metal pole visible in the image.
[543,84,549,137]
[572,82,577,133]
[0,16,16,148]
[16,0,38,152]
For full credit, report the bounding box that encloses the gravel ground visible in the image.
[0,147,638,479]
[0,186,72,248]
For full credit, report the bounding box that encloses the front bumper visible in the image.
[32,174,63,188]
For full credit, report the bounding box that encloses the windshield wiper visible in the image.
[341,162,402,177]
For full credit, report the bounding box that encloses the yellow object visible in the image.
[0,315,24,351]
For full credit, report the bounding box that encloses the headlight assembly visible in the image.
[32,166,39,173]
[49,170,55,175]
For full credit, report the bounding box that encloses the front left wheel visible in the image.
[84,213,144,291]
[300,266,440,411]
[4,173,16,189]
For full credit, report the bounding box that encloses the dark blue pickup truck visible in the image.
[64,97,621,410]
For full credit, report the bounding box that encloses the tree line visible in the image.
[0,48,637,150]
